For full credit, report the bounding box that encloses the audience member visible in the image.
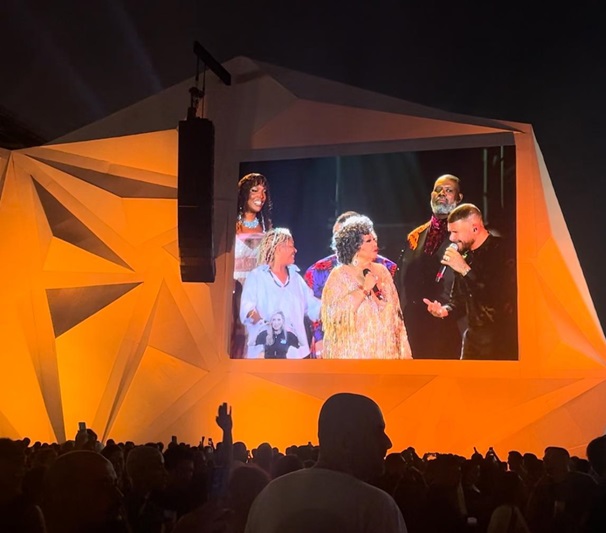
[391,454,428,533]
[124,445,172,533]
[462,459,489,531]
[375,452,407,496]
[227,465,270,533]
[159,445,197,519]
[173,403,246,533]
[251,442,273,475]
[423,454,467,533]
[271,454,303,479]
[522,452,544,490]
[42,450,126,533]
[507,451,524,476]
[230,441,250,478]
[570,455,591,474]
[22,445,57,508]
[486,471,531,533]
[101,442,128,494]
[173,464,269,533]
[527,446,597,533]
[9,406,606,533]
[582,434,606,532]
[0,438,45,532]
[245,392,407,532]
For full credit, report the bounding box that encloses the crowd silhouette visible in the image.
[1,399,605,533]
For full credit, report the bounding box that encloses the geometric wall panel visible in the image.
[30,156,177,199]
[499,381,606,458]
[108,346,208,443]
[0,410,20,440]
[447,377,605,453]
[564,380,606,453]
[42,237,134,276]
[47,283,141,337]
[246,371,438,412]
[32,179,132,270]
[1,57,605,457]
[55,287,143,441]
[147,281,208,370]
[153,371,326,451]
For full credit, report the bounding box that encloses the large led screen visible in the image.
[230,145,517,361]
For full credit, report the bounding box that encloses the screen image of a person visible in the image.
[395,174,464,359]
[423,203,517,360]
[254,311,300,359]
[304,210,397,358]
[240,228,321,359]
[321,215,412,359]
[234,172,273,284]
[232,173,273,358]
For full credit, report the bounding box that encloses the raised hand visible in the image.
[215,402,233,432]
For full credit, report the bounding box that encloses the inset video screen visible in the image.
[231,146,518,361]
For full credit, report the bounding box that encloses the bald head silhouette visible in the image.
[245,393,406,533]
[43,450,122,533]
[316,393,392,482]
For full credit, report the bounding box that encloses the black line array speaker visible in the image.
[178,117,216,282]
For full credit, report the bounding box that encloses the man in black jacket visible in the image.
[423,203,517,360]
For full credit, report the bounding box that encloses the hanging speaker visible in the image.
[177,117,216,282]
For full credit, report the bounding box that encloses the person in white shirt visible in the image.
[245,392,408,533]
[240,228,320,359]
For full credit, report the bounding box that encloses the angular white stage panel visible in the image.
[1,58,604,455]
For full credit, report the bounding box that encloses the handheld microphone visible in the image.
[435,243,458,282]
[362,268,383,300]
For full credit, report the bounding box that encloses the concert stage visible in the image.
[1,57,604,456]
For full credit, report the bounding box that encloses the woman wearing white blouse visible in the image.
[240,228,320,359]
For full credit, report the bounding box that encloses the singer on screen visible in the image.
[304,210,397,357]
[423,204,517,360]
[321,215,412,359]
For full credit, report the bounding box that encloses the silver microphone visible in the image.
[435,243,458,282]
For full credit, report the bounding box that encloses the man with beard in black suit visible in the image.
[396,174,463,359]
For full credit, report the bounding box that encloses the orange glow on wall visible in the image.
[1,58,604,458]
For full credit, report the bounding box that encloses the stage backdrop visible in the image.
[1,57,604,457]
